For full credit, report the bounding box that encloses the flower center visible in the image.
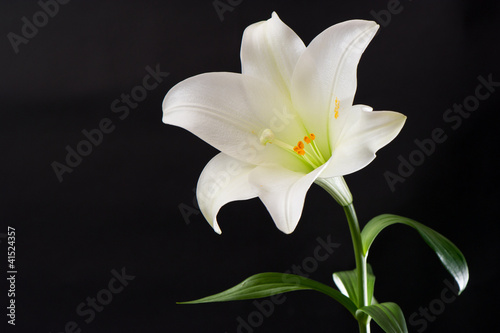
[259,129,326,169]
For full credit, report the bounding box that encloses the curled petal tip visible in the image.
[279,226,295,235]
[206,214,222,234]
[213,224,222,235]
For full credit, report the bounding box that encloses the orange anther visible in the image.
[297,149,305,156]
[310,133,315,140]
[304,136,311,144]
[298,141,304,149]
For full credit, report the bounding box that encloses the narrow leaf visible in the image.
[361,214,468,294]
[178,272,357,315]
[333,266,376,307]
[357,302,408,333]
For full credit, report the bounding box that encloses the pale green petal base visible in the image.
[315,176,353,207]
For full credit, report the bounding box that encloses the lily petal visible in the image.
[197,153,258,234]
[291,20,379,156]
[329,104,373,148]
[241,12,306,98]
[249,163,328,234]
[319,106,406,178]
[163,72,309,172]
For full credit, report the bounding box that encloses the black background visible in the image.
[1,0,499,332]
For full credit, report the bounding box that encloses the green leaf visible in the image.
[361,214,469,294]
[178,272,357,315]
[357,302,408,333]
[332,265,376,307]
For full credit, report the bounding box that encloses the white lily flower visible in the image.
[163,12,406,234]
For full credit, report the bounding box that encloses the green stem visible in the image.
[358,321,369,333]
[344,203,370,333]
[315,177,370,332]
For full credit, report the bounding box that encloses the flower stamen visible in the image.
[292,133,327,168]
[334,97,340,119]
[258,129,326,169]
